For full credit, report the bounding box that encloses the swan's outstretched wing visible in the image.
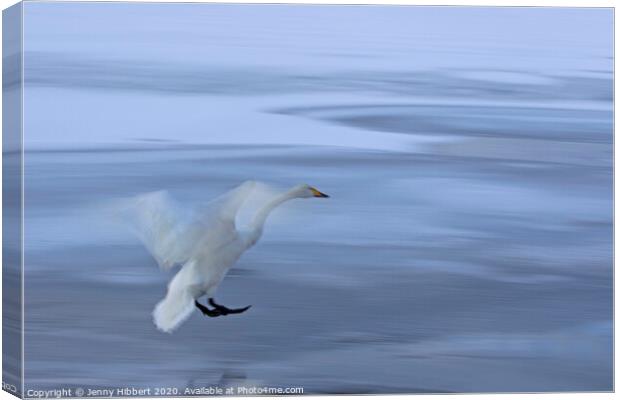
[124,180,257,270]
[123,190,192,270]
[193,180,257,228]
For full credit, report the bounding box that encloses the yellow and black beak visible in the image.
[310,187,330,198]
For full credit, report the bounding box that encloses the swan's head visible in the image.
[293,184,330,199]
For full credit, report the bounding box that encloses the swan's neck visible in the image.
[244,189,299,247]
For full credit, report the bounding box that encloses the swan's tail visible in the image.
[152,281,195,333]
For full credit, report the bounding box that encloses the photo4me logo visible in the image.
[2,381,18,394]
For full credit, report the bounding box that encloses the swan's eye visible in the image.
[310,187,329,198]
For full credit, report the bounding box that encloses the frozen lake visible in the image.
[21,126,612,393]
[13,2,613,395]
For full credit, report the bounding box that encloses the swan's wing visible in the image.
[123,190,194,270]
[124,181,257,270]
[180,180,257,254]
[193,180,257,228]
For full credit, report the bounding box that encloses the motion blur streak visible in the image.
[14,3,612,394]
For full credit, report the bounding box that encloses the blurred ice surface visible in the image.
[17,3,612,394]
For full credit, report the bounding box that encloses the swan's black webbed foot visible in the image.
[208,298,252,315]
[194,300,222,317]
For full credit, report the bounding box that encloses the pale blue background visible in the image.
[20,3,612,394]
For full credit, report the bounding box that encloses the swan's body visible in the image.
[126,181,328,333]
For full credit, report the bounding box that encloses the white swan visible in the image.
[125,181,329,333]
